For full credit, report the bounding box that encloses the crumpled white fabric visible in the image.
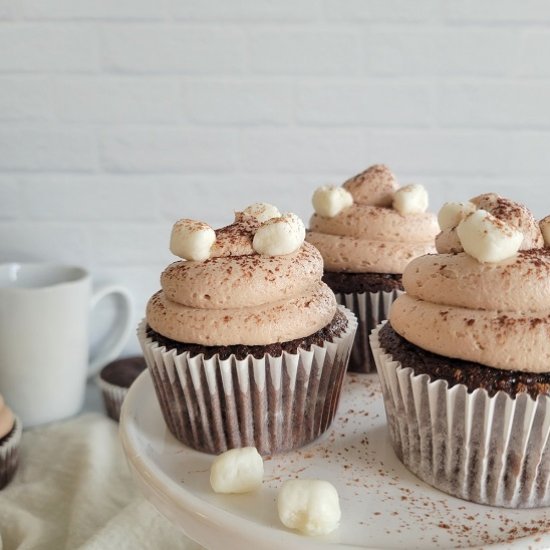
[0,414,203,550]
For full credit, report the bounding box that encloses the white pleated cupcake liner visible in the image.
[0,415,22,489]
[96,377,128,422]
[138,306,357,456]
[370,321,550,508]
[335,289,403,374]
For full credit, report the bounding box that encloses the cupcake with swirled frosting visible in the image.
[138,203,357,455]
[307,164,438,373]
[371,193,550,508]
[0,395,21,489]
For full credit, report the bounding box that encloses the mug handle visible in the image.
[88,284,134,378]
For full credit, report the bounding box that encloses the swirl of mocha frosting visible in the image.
[147,211,337,346]
[391,194,550,372]
[0,395,14,440]
[307,165,439,273]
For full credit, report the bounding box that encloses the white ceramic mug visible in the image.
[0,263,134,427]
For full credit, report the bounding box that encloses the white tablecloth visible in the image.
[0,413,203,550]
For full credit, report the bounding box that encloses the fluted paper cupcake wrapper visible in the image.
[335,289,402,374]
[0,415,21,490]
[96,377,128,423]
[370,322,550,509]
[138,306,357,456]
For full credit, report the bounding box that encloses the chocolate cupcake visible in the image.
[139,204,357,456]
[307,165,438,373]
[371,193,550,508]
[97,356,147,422]
[0,395,21,489]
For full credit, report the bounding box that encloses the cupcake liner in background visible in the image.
[97,377,128,422]
[335,289,402,374]
[97,356,147,422]
[371,322,550,509]
[0,415,22,490]
[138,306,357,456]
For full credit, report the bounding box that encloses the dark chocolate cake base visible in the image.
[323,272,403,374]
[378,322,550,399]
[146,309,348,361]
[323,271,403,294]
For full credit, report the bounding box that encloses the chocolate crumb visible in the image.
[323,271,403,294]
[379,323,550,399]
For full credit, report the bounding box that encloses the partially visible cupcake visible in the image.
[0,395,21,489]
[307,165,439,373]
[139,204,357,456]
[371,193,550,508]
[97,356,147,422]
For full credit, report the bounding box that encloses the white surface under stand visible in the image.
[120,371,550,550]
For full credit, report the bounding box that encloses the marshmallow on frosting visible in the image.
[438,202,477,231]
[312,186,353,218]
[253,213,306,256]
[456,209,523,263]
[471,193,544,250]
[170,219,216,262]
[392,184,429,216]
[242,202,281,223]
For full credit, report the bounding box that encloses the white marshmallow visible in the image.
[311,185,354,218]
[457,209,523,263]
[209,447,264,494]
[252,213,306,256]
[540,216,550,247]
[392,184,429,215]
[242,202,281,223]
[170,219,216,262]
[437,201,477,231]
[277,479,341,536]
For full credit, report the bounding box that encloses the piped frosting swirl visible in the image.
[147,209,337,346]
[307,165,439,274]
[391,193,550,372]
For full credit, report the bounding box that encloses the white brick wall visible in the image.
[0,24,99,71]
[1,1,549,355]
[295,80,433,125]
[187,80,292,125]
[54,77,182,123]
[249,30,360,75]
[0,128,98,171]
[101,26,246,74]
[100,128,238,172]
[0,77,52,120]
